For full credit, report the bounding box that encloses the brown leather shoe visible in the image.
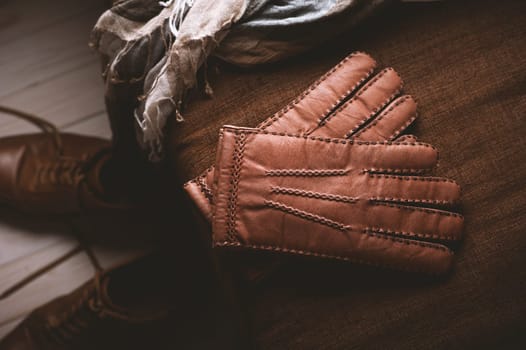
[0,106,127,213]
[0,254,178,350]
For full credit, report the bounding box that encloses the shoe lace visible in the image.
[45,280,100,345]
[44,271,131,345]
[0,105,93,200]
[0,220,131,346]
[36,157,87,186]
[0,105,63,154]
[43,244,132,346]
[0,226,160,346]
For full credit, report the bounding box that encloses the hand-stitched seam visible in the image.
[264,200,350,231]
[225,133,247,242]
[362,168,428,174]
[347,92,403,138]
[259,52,375,130]
[318,68,388,125]
[183,178,213,203]
[369,196,457,205]
[187,165,214,190]
[355,95,410,132]
[214,242,451,274]
[388,112,418,140]
[365,227,458,241]
[315,68,402,135]
[366,174,459,185]
[362,230,451,251]
[370,202,464,218]
[266,169,348,177]
[196,175,213,202]
[353,95,417,140]
[270,186,357,203]
[347,93,404,138]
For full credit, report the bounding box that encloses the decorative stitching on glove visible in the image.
[363,168,429,174]
[367,174,459,185]
[185,166,215,204]
[371,202,464,218]
[388,113,418,140]
[196,175,213,202]
[365,227,459,241]
[259,52,375,130]
[264,200,350,232]
[353,95,417,140]
[266,169,349,177]
[346,98,404,137]
[225,133,247,241]
[313,68,403,140]
[369,196,458,205]
[362,230,451,251]
[270,186,357,203]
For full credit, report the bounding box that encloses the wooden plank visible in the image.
[0,212,71,266]
[0,239,78,297]
[0,1,106,99]
[0,0,106,46]
[0,61,105,137]
[0,244,93,327]
[0,317,23,340]
[91,245,151,270]
[62,112,111,138]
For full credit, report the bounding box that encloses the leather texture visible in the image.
[184,51,419,220]
[0,133,125,213]
[211,126,463,274]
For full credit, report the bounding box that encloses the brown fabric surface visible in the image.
[166,0,526,348]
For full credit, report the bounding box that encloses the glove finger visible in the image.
[215,217,455,274]
[247,197,456,274]
[363,174,461,205]
[353,95,417,141]
[349,231,455,274]
[267,188,463,242]
[307,68,403,138]
[351,142,438,171]
[271,174,460,205]
[229,131,438,174]
[261,52,377,134]
[362,202,464,242]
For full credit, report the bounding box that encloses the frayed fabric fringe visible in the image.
[90,0,390,161]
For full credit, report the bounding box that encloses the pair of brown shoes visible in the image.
[0,107,173,349]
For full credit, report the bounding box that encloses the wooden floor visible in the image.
[0,0,147,338]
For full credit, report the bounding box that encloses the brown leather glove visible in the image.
[211,126,463,274]
[185,51,418,220]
